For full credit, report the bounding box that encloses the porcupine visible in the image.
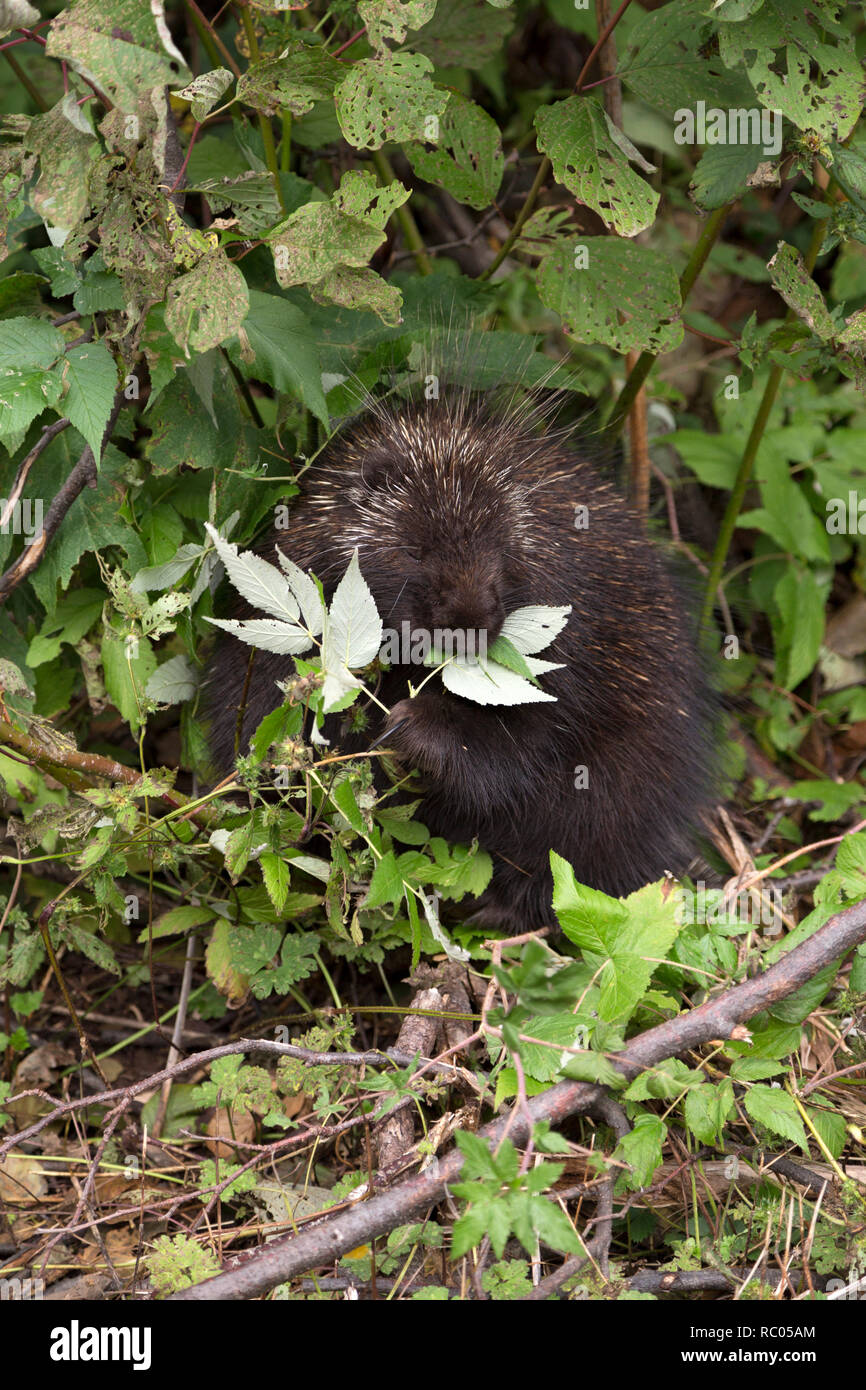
[204,387,715,933]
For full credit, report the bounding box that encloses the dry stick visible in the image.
[0,1038,474,1162]
[0,418,70,530]
[0,390,125,605]
[170,894,866,1300]
[152,931,198,1139]
[374,987,444,1174]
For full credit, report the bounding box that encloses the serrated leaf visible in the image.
[0,317,64,371]
[204,522,301,623]
[717,0,861,142]
[275,545,326,636]
[62,342,117,461]
[101,629,156,734]
[405,92,503,211]
[227,291,328,427]
[484,634,537,682]
[768,242,835,342]
[260,852,291,915]
[441,654,557,705]
[538,238,682,355]
[498,605,571,655]
[236,42,341,117]
[744,1085,809,1153]
[360,0,438,51]
[205,615,314,656]
[165,251,249,356]
[325,550,383,668]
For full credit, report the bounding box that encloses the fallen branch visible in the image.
[169,894,866,1300]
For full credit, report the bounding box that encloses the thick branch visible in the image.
[0,392,125,604]
[170,895,866,1300]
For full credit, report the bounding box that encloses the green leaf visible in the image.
[335,52,449,151]
[0,363,63,450]
[227,291,328,427]
[176,68,234,121]
[537,237,682,355]
[145,654,197,705]
[619,0,757,118]
[551,855,684,1024]
[744,1085,809,1153]
[0,317,64,371]
[360,0,438,51]
[260,852,291,916]
[236,41,341,117]
[100,628,156,734]
[330,778,367,836]
[684,1079,735,1144]
[165,250,250,356]
[141,904,216,941]
[405,93,503,211]
[46,0,191,110]
[717,0,861,141]
[535,97,658,237]
[61,342,117,461]
[772,567,825,691]
[768,242,835,342]
[614,1113,666,1190]
[690,142,768,211]
[364,849,403,909]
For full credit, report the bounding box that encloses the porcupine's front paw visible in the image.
[382,695,461,782]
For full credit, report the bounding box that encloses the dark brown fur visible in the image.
[204,392,714,932]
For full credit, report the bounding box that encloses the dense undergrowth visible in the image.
[0,0,865,1303]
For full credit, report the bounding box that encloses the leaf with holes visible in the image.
[535,98,657,237]
[335,51,448,151]
[405,93,503,210]
[537,237,682,354]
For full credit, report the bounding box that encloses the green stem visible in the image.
[604,201,732,441]
[699,209,828,629]
[281,109,292,171]
[480,156,551,282]
[2,48,49,112]
[371,148,432,275]
[239,4,288,218]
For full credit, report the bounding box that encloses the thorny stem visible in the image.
[699,207,829,628]
[604,202,732,442]
[371,148,432,275]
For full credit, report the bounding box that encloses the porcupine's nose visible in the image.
[430,572,505,643]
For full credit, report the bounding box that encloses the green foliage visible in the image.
[0,0,864,1303]
[146,1234,221,1297]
